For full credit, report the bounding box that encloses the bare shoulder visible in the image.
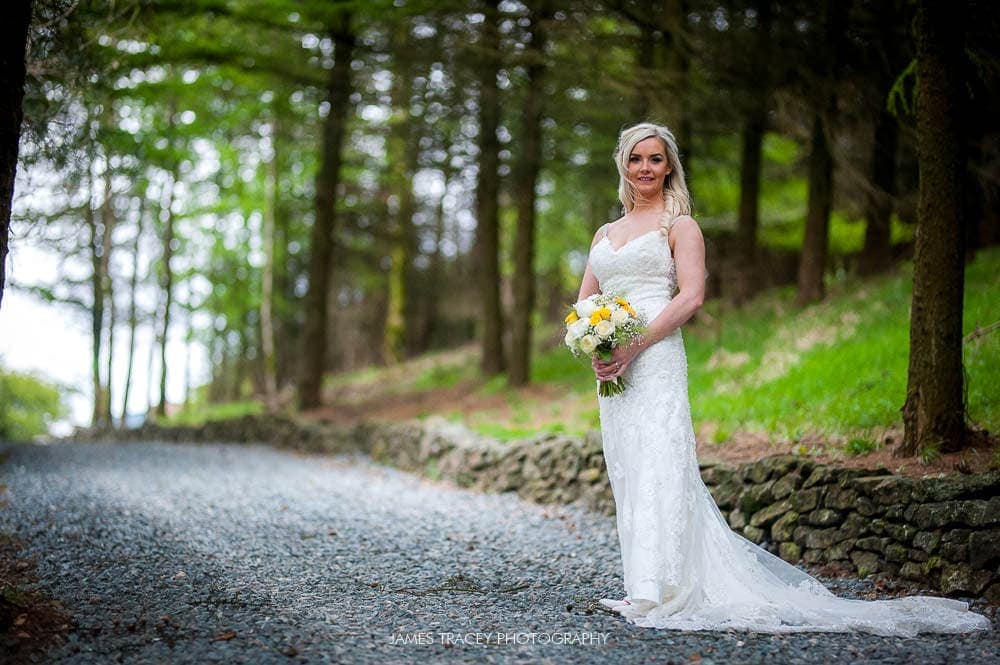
[591,218,621,248]
[669,215,705,245]
[671,214,701,233]
[590,224,606,248]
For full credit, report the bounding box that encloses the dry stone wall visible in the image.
[73,414,1000,603]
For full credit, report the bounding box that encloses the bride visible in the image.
[576,122,991,635]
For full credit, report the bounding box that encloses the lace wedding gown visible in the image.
[588,221,991,635]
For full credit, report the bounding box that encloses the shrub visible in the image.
[0,369,64,441]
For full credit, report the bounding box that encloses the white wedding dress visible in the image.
[587,220,991,635]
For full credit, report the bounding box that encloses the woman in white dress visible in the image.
[576,122,991,635]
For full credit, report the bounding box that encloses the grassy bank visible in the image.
[171,247,1000,454]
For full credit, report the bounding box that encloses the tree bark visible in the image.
[298,11,354,410]
[182,283,195,408]
[508,1,551,387]
[260,116,279,411]
[662,0,692,171]
[120,192,145,426]
[101,161,115,425]
[422,179,449,350]
[900,0,967,455]
[85,153,106,427]
[736,118,764,259]
[145,289,158,417]
[795,0,847,306]
[631,12,657,121]
[796,113,834,305]
[383,22,417,365]
[734,0,772,302]
[858,109,898,276]
[0,0,31,313]
[157,171,177,418]
[476,0,504,376]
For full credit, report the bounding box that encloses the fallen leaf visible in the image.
[212,630,237,641]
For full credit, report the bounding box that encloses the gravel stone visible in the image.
[0,440,997,664]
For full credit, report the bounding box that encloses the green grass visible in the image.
[176,247,999,450]
[527,246,1000,440]
[409,361,476,391]
[685,248,999,438]
[160,399,263,427]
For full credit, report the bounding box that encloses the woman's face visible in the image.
[626,136,671,200]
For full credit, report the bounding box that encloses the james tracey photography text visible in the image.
[387,631,612,646]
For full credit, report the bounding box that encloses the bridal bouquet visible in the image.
[564,293,646,397]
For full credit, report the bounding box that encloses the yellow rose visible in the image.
[589,312,603,326]
[565,310,579,324]
[615,297,629,307]
[598,307,612,320]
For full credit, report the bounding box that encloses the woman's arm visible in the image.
[595,216,706,381]
[633,215,706,351]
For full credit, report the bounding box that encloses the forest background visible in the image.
[0,0,997,465]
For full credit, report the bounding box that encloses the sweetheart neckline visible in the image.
[599,229,663,254]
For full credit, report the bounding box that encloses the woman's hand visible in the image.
[592,340,644,381]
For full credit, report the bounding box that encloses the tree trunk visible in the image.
[298,11,354,410]
[796,114,834,305]
[157,171,177,418]
[260,117,279,411]
[145,293,158,417]
[101,162,115,425]
[476,0,504,376]
[734,116,764,306]
[631,13,657,121]
[422,180,448,350]
[509,1,551,387]
[795,0,846,306]
[858,109,898,276]
[383,24,416,365]
[85,156,105,427]
[900,0,967,455]
[662,0,692,171]
[183,286,194,408]
[271,91,292,390]
[0,0,31,313]
[734,0,772,302]
[120,192,145,426]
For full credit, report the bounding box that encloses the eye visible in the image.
[628,155,640,162]
[652,156,664,162]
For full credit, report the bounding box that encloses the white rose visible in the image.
[574,299,597,319]
[579,334,599,354]
[569,318,590,339]
[564,331,575,347]
[594,319,615,339]
[610,307,629,325]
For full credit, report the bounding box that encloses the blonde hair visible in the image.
[613,122,691,234]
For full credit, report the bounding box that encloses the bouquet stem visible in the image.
[598,377,627,397]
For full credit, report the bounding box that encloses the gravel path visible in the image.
[0,440,996,664]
